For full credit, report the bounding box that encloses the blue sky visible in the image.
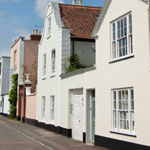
[0,0,105,57]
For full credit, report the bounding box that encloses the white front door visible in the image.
[72,94,83,141]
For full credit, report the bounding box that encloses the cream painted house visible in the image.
[91,0,150,149]
[60,0,150,149]
[37,0,150,149]
[36,1,101,136]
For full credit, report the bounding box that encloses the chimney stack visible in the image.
[72,0,76,5]
[30,30,41,41]
[79,0,82,5]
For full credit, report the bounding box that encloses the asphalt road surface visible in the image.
[0,116,110,150]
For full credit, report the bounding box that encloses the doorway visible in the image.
[86,90,95,144]
[72,90,83,141]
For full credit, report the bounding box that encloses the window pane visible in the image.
[129,14,132,34]
[50,96,55,122]
[112,14,132,60]
[131,111,134,131]
[113,110,117,129]
[112,88,134,133]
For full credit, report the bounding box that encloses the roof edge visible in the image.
[91,0,112,37]
[59,3,102,9]
[92,0,149,38]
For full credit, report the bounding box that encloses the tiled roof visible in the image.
[59,4,102,39]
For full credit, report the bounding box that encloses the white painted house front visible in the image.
[37,1,101,136]
[0,56,10,115]
[91,0,150,149]
[61,0,150,149]
[37,0,150,149]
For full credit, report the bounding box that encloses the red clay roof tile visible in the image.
[59,4,102,39]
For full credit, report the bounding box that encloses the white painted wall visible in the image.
[61,69,97,134]
[95,0,150,146]
[37,2,70,127]
[0,95,10,115]
[3,95,10,115]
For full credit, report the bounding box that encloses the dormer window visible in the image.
[48,17,51,37]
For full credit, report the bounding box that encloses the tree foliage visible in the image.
[66,55,87,73]
[8,74,18,118]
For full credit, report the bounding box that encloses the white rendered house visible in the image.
[0,56,10,115]
[91,0,150,149]
[37,1,101,135]
[61,0,150,149]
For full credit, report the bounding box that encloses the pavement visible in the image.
[0,116,110,150]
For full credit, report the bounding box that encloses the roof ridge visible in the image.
[59,3,102,9]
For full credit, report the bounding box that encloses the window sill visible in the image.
[50,73,55,78]
[109,54,134,64]
[47,35,51,39]
[42,76,46,80]
[110,130,136,137]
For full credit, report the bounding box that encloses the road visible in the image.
[0,116,110,150]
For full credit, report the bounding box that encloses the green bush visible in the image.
[66,55,87,73]
[8,74,18,119]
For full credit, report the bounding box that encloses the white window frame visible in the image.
[0,62,1,76]
[111,13,133,61]
[43,53,46,77]
[50,95,55,124]
[41,96,46,121]
[47,17,51,37]
[51,49,55,75]
[111,88,135,135]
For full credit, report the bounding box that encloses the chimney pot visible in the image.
[72,0,76,5]
[79,0,82,5]
[30,30,41,41]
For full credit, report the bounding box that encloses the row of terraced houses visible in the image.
[0,0,150,149]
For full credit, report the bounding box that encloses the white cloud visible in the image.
[35,0,64,18]
[13,28,30,42]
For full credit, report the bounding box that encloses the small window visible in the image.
[112,88,134,134]
[48,17,51,37]
[51,50,55,74]
[43,54,46,76]
[50,96,55,123]
[14,50,17,65]
[41,96,45,120]
[111,13,133,60]
[0,63,1,75]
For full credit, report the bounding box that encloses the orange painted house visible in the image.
[10,30,41,122]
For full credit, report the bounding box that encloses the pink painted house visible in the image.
[10,30,41,123]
